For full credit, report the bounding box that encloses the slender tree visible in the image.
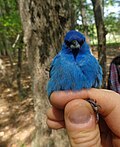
[91,0,107,87]
[19,0,73,146]
[79,0,89,40]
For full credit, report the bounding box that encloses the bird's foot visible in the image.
[86,98,101,123]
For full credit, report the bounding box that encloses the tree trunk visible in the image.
[16,34,24,98]
[91,0,107,87]
[19,0,72,146]
[79,0,89,43]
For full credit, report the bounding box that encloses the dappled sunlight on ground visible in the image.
[0,58,35,147]
[0,96,35,147]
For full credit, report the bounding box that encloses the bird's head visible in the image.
[64,30,85,52]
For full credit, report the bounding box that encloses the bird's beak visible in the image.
[70,40,80,50]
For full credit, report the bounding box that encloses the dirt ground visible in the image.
[0,58,35,147]
[0,45,120,147]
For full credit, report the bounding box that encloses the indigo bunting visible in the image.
[47,30,103,120]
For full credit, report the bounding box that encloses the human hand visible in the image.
[46,88,120,147]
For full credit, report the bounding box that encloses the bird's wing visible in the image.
[47,53,83,96]
[77,54,103,88]
[49,54,60,78]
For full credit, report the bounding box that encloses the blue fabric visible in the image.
[47,30,103,97]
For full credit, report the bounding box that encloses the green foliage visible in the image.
[74,0,120,44]
[75,0,97,43]
[105,0,114,6]
[0,11,22,38]
[104,0,120,7]
[0,0,22,55]
[105,12,119,33]
[104,0,120,43]
[0,0,119,54]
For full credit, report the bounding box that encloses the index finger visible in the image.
[50,88,120,136]
[50,89,119,115]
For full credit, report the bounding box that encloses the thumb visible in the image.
[64,99,102,147]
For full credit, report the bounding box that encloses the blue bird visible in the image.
[47,30,102,98]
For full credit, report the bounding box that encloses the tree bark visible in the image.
[19,0,72,146]
[16,34,24,98]
[79,0,89,42]
[91,0,107,87]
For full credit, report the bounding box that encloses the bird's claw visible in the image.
[86,98,101,123]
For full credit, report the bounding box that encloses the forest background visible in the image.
[0,0,120,147]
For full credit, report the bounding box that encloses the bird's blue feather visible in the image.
[47,30,103,97]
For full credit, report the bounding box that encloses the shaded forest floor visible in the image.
[0,45,120,147]
[0,58,35,147]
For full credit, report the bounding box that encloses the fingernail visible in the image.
[68,106,92,124]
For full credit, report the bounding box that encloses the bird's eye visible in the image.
[78,40,84,46]
[65,40,71,47]
[71,40,76,45]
